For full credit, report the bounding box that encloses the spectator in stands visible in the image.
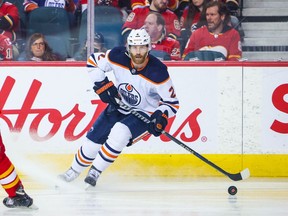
[144,12,181,60]
[182,1,242,61]
[0,0,19,43]
[0,34,13,61]
[73,32,107,61]
[23,0,76,13]
[122,0,181,41]
[20,33,61,61]
[180,0,210,52]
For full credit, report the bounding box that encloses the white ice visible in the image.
[1,175,288,216]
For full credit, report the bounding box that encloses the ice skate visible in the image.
[84,166,100,188]
[58,167,80,182]
[3,186,33,209]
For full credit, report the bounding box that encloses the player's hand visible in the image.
[93,77,120,107]
[148,110,168,137]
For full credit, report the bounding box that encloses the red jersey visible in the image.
[151,36,181,61]
[180,6,201,31]
[122,6,180,39]
[183,25,242,61]
[0,2,19,42]
[0,34,13,61]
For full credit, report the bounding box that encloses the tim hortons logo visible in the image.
[0,76,202,142]
[270,83,288,134]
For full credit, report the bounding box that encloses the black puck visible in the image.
[228,185,237,195]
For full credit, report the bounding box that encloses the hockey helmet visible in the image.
[127,29,151,52]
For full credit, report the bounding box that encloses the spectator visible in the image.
[0,34,13,61]
[182,1,242,61]
[0,131,33,208]
[19,33,61,61]
[144,12,181,60]
[0,0,20,43]
[122,0,181,41]
[180,0,210,52]
[23,0,76,13]
[73,32,107,61]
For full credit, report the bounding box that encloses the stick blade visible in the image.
[240,168,250,180]
[228,168,250,181]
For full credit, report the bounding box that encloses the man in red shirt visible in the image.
[144,12,181,60]
[0,0,19,42]
[182,1,241,61]
[0,34,13,60]
[122,0,180,41]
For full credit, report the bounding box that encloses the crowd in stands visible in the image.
[0,0,243,62]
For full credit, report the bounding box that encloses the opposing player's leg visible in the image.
[3,185,33,208]
[0,132,33,208]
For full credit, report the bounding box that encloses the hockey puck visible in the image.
[228,186,237,195]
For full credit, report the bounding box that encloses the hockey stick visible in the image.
[118,100,250,181]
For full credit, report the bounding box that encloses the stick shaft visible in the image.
[118,100,249,181]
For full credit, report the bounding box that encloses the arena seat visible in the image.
[26,7,72,59]
[78,6,124,53]
[149,50,171,61]
[183,51,226,61]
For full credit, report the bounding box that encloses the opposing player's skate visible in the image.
[58,167,80,182]
[84,165,100,188]
[3,186,34,209]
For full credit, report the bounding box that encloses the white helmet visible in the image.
[127,29,151,51]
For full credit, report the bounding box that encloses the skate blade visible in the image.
[84,183,95,191]
[15,203,39,210]
[28,204,39,210]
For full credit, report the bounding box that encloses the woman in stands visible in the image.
[20,33,61,61]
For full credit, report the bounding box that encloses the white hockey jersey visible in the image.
[87,46,179,118]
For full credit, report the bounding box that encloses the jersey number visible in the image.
[169,86,176,98]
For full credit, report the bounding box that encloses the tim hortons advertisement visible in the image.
[243,67,288,154]
[0,65,243,155]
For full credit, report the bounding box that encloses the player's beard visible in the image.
[130,52,148,65]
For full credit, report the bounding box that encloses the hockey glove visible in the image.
[93,77,120,107]
[147,110,168,137]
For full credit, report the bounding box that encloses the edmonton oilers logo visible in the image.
[119,83,141,106]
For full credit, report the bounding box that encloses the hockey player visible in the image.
[0,131,33,208]
[60,28,179,187]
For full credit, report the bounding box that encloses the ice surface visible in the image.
[1,175,288,216]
